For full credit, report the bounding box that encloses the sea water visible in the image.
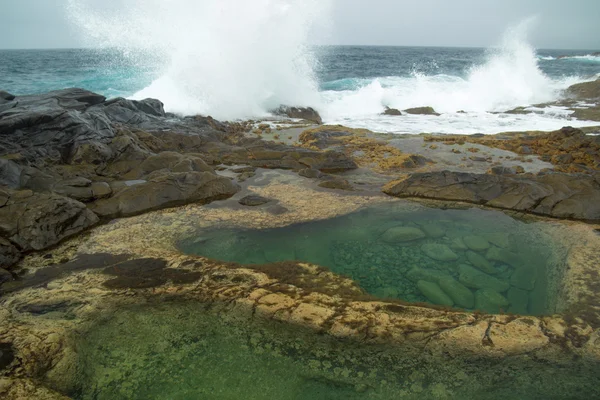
[1,1,599,134]
[179,203,567,316]
[73,301,600,399]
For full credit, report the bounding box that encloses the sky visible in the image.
[0,0,599,50]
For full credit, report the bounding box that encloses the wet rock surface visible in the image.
[384,170,600,222]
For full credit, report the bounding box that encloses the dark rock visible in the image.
[273,106,323,124]
[298,168,323,179]
[383,107,402,116]
[487,166,525,175]
[384,170,600,222]
[403,107,441,116]
[0,253,130,294]
[267,205,289,215]
[239,195,271,206]
[91,171,239,219]
[0,90,15,103]
[401,154,431,168]
[0,238,20,268]
[0,342,15,371]
[0,267,13,284]
[566,78,600,100]
[0,190,99,251]
[102,258,202,289]
[0,159,22,189]
[318,177,354,191]
[231,166,257,173]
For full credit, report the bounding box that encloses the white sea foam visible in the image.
[67,0,331,119]
[319,19,596,134]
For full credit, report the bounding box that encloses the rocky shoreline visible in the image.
[1,79,600,398]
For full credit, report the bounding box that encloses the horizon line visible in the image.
[0,44,599,52]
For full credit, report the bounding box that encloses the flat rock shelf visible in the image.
[179,203,568,316]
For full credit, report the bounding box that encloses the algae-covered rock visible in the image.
[406,268,452,284]
[475,288,509,314]
[450,237,469,251]
[239,195,271,207]
[382,107,402,116]
[463,236,490,252]
[466,251,497,275]
[439,278,475,308]
[381,227,426,243]
[458,264,509,292]
[507,287,529,315]
[417,280,454,307]
[510,266,537,291]
[421,243,459,262]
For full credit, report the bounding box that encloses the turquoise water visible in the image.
[72,302,600,399]
[179,204,565,316]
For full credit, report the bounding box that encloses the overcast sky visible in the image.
[0,0,599,50]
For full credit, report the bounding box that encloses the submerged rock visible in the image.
[475,288,509,314]
[318,177,354,191]
[485,246,520,267]
[381,227,426,243]
[417,280,454,307]
[463,235,490,251]
[439,278,475,308]
[420,223,446,238]
[420,243,459,262]
[466,251,497,275]
[458,264,509,293]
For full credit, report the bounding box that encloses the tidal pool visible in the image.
[179,203,568,316]
[72,302,600,399]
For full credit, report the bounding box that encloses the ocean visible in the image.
[1,45,599,135]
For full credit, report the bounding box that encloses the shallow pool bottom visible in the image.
[72,302,600,400]
[179,203,567,316]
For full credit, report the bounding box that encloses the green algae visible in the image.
[72,302,600,399]
[179,203,568,316]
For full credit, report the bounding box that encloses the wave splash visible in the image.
[321,19,581,121]
[67,0,331,119]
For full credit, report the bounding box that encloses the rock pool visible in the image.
[180,203,568,316]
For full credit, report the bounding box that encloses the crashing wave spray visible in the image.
[322,17,581,121]
[67,0,331,118]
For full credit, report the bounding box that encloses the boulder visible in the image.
[0,159,22,189]
[403,107,440,116]
[421,223,446,238]
[463,235,490,251]
[485,246,520,267]
[566,78,600,100]
[383,107,402,116]
[318,178,354,191]
[91,171,239,219]
[458,264,509,292]
[439,278,475,308]
[298,168,323,179]
[417,280,454,307]
[450,237,469,251]
[0,190,99,252]
[0,238,20,268]
[381,227,426,243]
[0,267,13,284]
[475,288,509,314]
[273,106,323,124]
[421,243,459,262]
[483,233,511,249]
[0,90,15,103]
[383,170,600,222]
[466,251,497,275]
[239,195,271,207]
